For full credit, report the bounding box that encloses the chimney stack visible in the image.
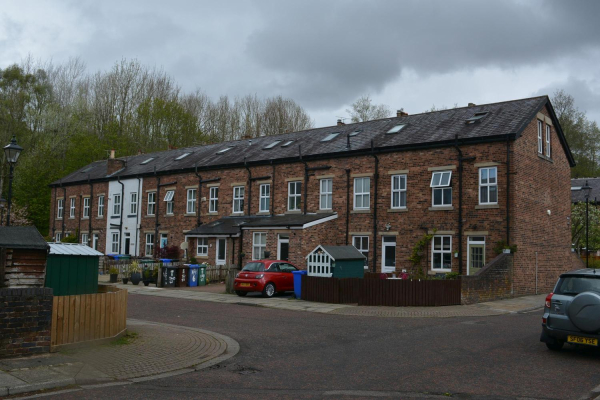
[468,103,476,107]
[337,119,345,126]
[107,150,126,175]
[109,149,115,159]
[396,109,408,117]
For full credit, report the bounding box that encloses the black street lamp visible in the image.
[582,180,592,268]
[3,136,23,226]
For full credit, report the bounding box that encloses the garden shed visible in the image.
[0,226,49,288]
[306,245,365,278]
[45,243,103,296]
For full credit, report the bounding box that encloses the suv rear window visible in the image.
[242,262,265,272]
[555,276,600,296]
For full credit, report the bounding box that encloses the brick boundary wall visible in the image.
[461,253,513,305]
[0,288,53,358]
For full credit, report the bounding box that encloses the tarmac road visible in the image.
[38,294,600,400]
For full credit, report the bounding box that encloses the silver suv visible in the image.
[540,269,600,351]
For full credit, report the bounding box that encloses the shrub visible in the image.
[108,267,119,274]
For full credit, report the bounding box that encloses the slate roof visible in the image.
[48,243,105,256]
[185,213,336,236]
[0,227,49,250]
[52,96,575,187]
[317,245,366,260]
[571,178,600,204]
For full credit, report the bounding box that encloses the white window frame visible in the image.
[320,179,332,210]
[113,194,121,216]
[145,233,154,257]
[209,187,219,213]
[147,192,156,215]
[81,233,89,246]
[160,233,168,248]
[56,232,62,242]
[479,167,498,205]
[57,199,64,219]
[352,236,369,269]
[430,171,452,207]
[187,189,197,214]
[69,198,76,218]
[83,197,90,218]
[288,181,302,211]
[233,186,244,214]
[111,232,120,253]
[432,235,452,271]
[545,125,551,157]
[196,237,208,256]
[252,232,267,260]
[98,195,104,217]
[259,184,270,213]
[353,177,370,210]
[537,120,543,154]
[130,192,138,215]
[164,190,174,215]
[391,174,407,209]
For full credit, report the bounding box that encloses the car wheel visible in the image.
[262,283,276,298]
[235,291,248,297]
[546,341,564,351]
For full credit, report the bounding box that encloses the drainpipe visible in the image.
[371,140,379,273]
[506,136,510,245]
[195,162,202,227]
[454,135,476,275]
[244,157,252,215]
[117,175,125,254]
[135,177,141,256]
[88,176,93,247]
[345,169,350,245]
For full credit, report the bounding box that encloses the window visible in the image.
[98,195,104,217]
[288,181,301,211]
[537,120,543,154]
[140,157,155,165]
[164,190,174,215]
[430,171,452,207]
[479,167,498,205]
[57,199,64,219]
[465,112,488,124]
[387,124,406,133]
[160,233,168,248]
[349,129,362,137]
[252,232,267,260]
[130,192,137,215]
[320,179,332,210]
[81,233,89,246]
[113,194,121,216]
[83,198,90,218]
[391,175,407,209]
[175,152,191,160]
[56,232,62,242]
[432,236,452,270]
[217,147,233,154]
[264,141,281,149]
[354,177,370,210]
[352,236,369,268]
[147,192,156,215]
[281,140,294,147]
[209,187,219,213]
[546,125,551,157]
[259,184,270,212]
[69,198,76,218]
[145,233,154,257]
[233,186,244,213]
[197,238,208,256]
[111,232,119,253]
[321,132,340,142]
[187,189,197,214]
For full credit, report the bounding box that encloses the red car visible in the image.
[234,260,299,297]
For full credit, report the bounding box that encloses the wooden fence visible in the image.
[301,275,461,307]
[50,286,128,348]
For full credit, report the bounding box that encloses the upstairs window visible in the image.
[113,194,121,216]
[391,175,407,209]
[83,197,90,218]
[164,190,174,215]
[320,179,333,210]
[288,181,302,211]
[431,171,452,207]
[260,184,270,213]
[537,120,543,154]
[57,199,64,219]
[147,192,156,215]
[479,167,498,205]
[354,177,370,210]
[233,186,245,213]
[546,125,551,157]
[98,195,104,217]
[130,192,138,215]
[70,198,76,218]
[187,189,197,214]
[209,187,219,213]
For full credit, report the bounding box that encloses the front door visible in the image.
[216,238,226,265]
[467,236,485,275]
[278,235,289,261]
[124,233,131,255]
[382,236,396,273]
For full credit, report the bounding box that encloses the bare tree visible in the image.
[347,95,391,123]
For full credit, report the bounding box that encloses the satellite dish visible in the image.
[180,241,188,250]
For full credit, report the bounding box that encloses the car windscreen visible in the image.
[242,262,265,272]
[555,276,600,296]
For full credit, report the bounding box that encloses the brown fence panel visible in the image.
[358,279,461,306]
[51,287,128,348]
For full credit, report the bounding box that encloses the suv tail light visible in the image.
[545,293,553,308]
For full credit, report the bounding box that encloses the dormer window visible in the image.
[466,112,488,124]
[140,157,155,165]
[321,132,340,142]
[264,140,282,149]
[175,152,191,160]
[387,124,406,134]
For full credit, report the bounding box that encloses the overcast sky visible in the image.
[2,0,600,127]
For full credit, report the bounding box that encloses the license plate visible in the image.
[239,283,251,287]
[567,335,598,346]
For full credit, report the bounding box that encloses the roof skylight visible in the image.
[140,157,155,165]
[387,124,406,134]
[216,147,234,155]
[80,166,93,173]
[321,132,340,142]
[349,129,362,137]
[281,140,294,147]
[264,140,282,149]
[466,112,489,124]
[175,152,191,160]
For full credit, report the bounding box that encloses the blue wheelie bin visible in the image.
[188,264,200,287]
[292,270,307,299]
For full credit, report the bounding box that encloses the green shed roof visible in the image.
[308,245,366,261]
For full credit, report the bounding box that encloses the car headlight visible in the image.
[255,274,264,279]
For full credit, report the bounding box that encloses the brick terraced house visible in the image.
[49,96,574,295]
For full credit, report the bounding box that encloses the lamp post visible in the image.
[3,136,23,227]
[582,180,592,268]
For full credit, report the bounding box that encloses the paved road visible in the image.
[40,294,600,400]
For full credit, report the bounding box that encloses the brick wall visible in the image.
[0,288,53,358]
[461,253,513,305]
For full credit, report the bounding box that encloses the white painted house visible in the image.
[105,177,143,256]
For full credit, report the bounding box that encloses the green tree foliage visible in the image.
[571,203,600,252]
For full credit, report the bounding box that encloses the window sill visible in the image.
[145,215,155,218]
[430,269,451,274]
[231,213,245,216]
[537,153,553,163]
[82,217,89,220]
[185,213,197,217]
[475,204,499,210]
[165,214,174,217]
[317,209,333,213]
[96,216,104,219]
[56,218,63,221]
[207,212,218,216]
[286,210,302,214]
[388,208,408,213]
[69,217,75,220]
[428,206,454,211]
[257,212,270,215]
[127,214,137,218]
[351,209,371,214]
[111,216,120,219]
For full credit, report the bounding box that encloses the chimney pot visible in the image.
[397,109,408,117]
[337,119,345,126]
[468,103,476,107]
[109,149,115,159]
